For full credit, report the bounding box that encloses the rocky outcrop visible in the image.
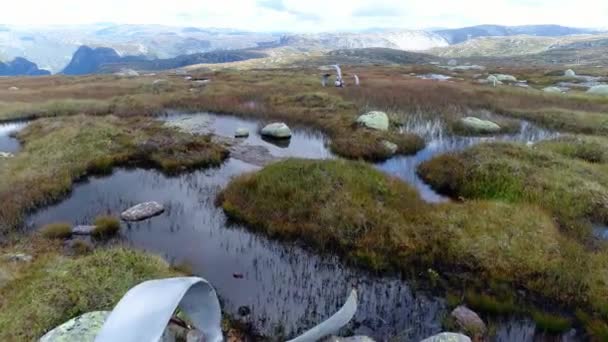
[39,311,110,342]
[458,117,501,134]
[356,111,390,131]
[587,85,608,95]
[421,332,471,342]
[381,140,398,155]
[261,123,292,139]
[121,201,165,221]
[450,306,487,337]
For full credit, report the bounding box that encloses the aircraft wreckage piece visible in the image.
[94,277,358,342]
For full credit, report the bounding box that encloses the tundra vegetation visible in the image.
[0,63,608,339]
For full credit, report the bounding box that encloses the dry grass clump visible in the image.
[92,215,121,238]
[39,223,72,239]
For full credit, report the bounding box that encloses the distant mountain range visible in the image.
[435,25,597,44]
[1,23,606,75]
[62,45,267,75]
[0,57,50,76]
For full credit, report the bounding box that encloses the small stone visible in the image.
[587,85,608,96]
[234,128,249,138]
[564,69,576,77]
[121,201,165,221]
[543,86,563,93]
[3,253,33,263]
[450,305,487,337]
[381,140,398,155]
[72,225,96,235]
[8,86,19,91]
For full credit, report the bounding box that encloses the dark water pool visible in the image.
[27,113,574,341]
[0,121,27,153]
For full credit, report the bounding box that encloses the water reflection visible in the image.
[0,121,27,153]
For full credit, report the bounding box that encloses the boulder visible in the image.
[356,111,390,131]
[543,86,563,93]
[486,75,502,86]
[381,140,398,155]
[8,86,19,91]
[121,201,165,221]
[421,332,471,342]
[447,59,458,66]
[234,128,250,138]
[587,85,608,96]
[261,122,292,139]
[39,311,110,342]
[564,69,576,77]
[72,225,96,235]
[458,117,501,134]
[495,74,517,82]
[450,306,487,336]
[0,152,14,158]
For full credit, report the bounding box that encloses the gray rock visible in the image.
[191,80,211,87]
[421,332,471,342]
[39,311,110,342]
[3,253,33,263]
[447,59,458,66]
[564,69,576,77]
[72,225,96,235]
[152,79,168,85]
[451,305,487,336]
[486,75,502,86]
[381,140,398,155]
[261,122,292,139]
[234,128,250,138]
[121,201,165,221]
[0,152,14,158]
[587,85,608,95]
[543,86,563,93]
[458,117,501,134]
[356,111,390,131]
[8,86,19,91]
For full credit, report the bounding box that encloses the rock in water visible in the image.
[72,225,96,235]
[326,336,376,342]
[421,332,471,342]
[121,201,165,221]
[458,117,501,134]
[381,140,398,155]
[356,111,390,131]
[543,86,563,93]
[495,74,517,82]
[486,75,502,86]
[587,85,608,96]
[234,128,250,138]
[39,311,110,342]
[564,69,576,77]
[261,123,292,139]
[450,306,487,337]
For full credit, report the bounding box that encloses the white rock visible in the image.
[587,85,608,96]
[382,140,398,155]
[447,59,458,66]
[72,225,97,235]
[234,128,250,138]
[459,117,501,134]
[261,123,292,139]
[494,74,517,82]
[564,69,576,77]
[121,201,165,221]
[3,253,33,263]
[543,86,563,93]
[0,152,14,158]
[356,111,390,131]
[40,311,110,342]
[421,332,472,342]
[486,75,502,86]
[8,86,19,91]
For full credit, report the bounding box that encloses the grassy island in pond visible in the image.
[219,158,608,338]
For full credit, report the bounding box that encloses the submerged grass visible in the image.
[0,244,178,340]
[0,114,228,234]
[218,158,608,335]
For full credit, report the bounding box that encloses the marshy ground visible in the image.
[1,63,608,340]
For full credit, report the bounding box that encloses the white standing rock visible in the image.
[261,122,292,139]
[587,85,608,96]
[121,201,165,221]
[356,111,390,131]
[564,69,576,77]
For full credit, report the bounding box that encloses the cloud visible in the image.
[0,0,606,32]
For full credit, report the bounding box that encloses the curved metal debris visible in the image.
[95,277,222,342]
[287,289,358,342]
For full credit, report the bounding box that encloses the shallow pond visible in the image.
[0,121,27,153]
[27,113,574,341]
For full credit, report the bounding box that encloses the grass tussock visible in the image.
[418,141,608,239]
[218,158,608,330]
[93,215,121,238]
[0,114,227,234]
[39,223,72,239]
[0,246,178,341]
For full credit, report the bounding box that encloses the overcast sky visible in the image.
[2,0,607,32]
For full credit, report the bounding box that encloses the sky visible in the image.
[2,0,607,32]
